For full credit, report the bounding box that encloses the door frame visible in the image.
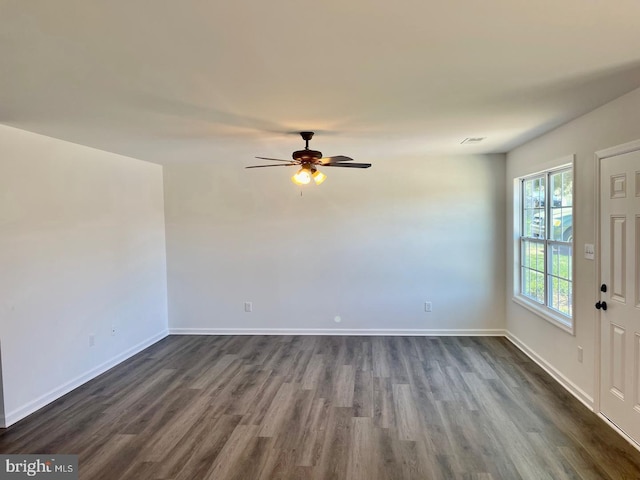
[594,139,640,450]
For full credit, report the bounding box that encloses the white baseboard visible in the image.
[505,331,594,410]
[597,412,640,453]
[3,329,169,428]
[6,323,639,456]
[4,326,638,452]
[169,327,507,336]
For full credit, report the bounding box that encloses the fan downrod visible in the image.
[293,131,322,161]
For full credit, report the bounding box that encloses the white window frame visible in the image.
[513,156,575,334]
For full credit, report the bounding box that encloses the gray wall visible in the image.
[506,86,640,403]
[0,125,169,426]
[0,342,5,426]
[164,154,507,334]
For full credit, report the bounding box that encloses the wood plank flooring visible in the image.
[1,335,640,479]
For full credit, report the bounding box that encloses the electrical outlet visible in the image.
[244,301,253,312]
[424,301,432,313]
[577,346,583,363]
[89,334,95,347]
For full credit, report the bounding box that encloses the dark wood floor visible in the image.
[1,335,639,479]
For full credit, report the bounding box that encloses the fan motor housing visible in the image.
[292,149,322,161]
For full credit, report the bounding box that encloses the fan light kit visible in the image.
[246,131,371,185]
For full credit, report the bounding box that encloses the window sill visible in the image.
[512,295,574,335]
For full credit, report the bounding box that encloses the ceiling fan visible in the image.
[246,132,371,185]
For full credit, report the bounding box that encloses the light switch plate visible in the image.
[584,243,595,260]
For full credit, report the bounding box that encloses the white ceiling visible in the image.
[2,1,640,165]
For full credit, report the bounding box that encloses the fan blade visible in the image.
[255,156,296,163]
[320,155,353,164]
[322,162,372,168]
[246,164,297,168]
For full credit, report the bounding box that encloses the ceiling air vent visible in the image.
[461,137,486,145]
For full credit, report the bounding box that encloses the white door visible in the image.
[599,146,640,445]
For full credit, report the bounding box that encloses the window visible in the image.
[517,164,574,329]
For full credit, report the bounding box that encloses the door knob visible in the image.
[600,284,607,292]
[595,301,608,311]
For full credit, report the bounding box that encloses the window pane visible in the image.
[522,239,545,272]
[522,176,545,238]
[549,276,572,317]
[521,239,545,303]
[522,268,545,304]
[549,244,572,280]
[530,209,545,239]
[522,240,530,268]
[550,170,573,242]
[549,206,572,242]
